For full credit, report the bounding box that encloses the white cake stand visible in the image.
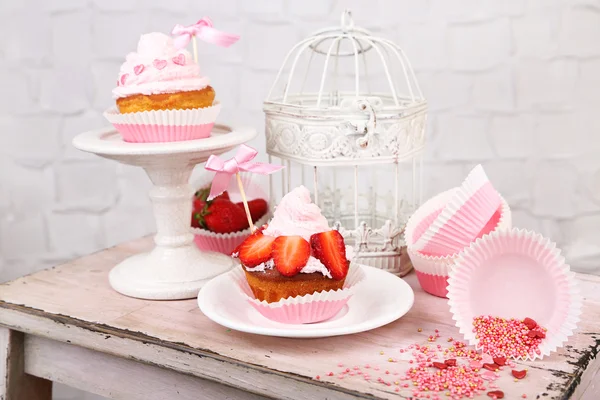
[72,125,257,300]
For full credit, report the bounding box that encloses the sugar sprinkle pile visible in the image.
[316,319,544,400]
[473,315,546,359]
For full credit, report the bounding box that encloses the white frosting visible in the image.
[245,259,274,273]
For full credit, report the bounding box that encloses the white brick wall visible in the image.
[2,1,600,399]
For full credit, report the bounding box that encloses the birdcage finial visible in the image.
[341,9,355,32]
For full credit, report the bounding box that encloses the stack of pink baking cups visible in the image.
[404,165,512,298]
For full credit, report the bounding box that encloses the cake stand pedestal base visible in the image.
[109,247,235,300]
[73,125,256,300]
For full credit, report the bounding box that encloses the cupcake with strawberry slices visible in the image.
[231,186,364,324]
[191,184,270,255]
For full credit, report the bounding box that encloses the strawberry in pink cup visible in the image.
[191,177,270,255]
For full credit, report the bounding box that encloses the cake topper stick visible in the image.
[236,173,255,231]
[205,145,283,232]
[171,17,241,63]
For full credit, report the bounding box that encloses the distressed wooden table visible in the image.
[0,237,599,400]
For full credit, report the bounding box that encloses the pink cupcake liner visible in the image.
[232,264,366,324]
[104,102,221,143]
[191,176,270,255]
[112,123,214,143]
[415,271,448,298]
[404,188,511,297]
[447,228,583,360]
[413,165,502,257]
[192,213,270,255]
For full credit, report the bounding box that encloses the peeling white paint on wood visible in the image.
[0,328,52,400]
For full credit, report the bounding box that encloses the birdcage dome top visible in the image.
[263,9,427,165]
[264,9,426,115]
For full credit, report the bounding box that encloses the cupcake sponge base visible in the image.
[117,86,216,113]
[244,269,345,303]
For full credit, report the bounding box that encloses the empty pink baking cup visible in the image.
[232,265,366,324]
[104,102,221,143]
[404,188,511,298]
[413,165,502,257]
[447,228,582,360]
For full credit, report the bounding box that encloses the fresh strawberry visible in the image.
[191,197,204,228]
[310,230,349,280]
[238,232,276,267]
[232,227,265,257]
[201,201,249,233]
[236,199,268,223]
[272,236,310,277]
[191,188,247,233]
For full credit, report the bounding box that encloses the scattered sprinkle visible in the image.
[473,315,545,359]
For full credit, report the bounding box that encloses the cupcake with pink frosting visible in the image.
[234,186,356,303]
[104,22,238,143]
[231,186,364,324]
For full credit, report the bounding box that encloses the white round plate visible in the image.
[198,265,415,338]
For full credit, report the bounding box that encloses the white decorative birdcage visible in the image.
[263,10,427,276]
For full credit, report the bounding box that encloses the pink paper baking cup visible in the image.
[103,102,221,143]
[413,165,502,256]
[111,123,214,143]
[191,177,270,255]
[192,213,270,255]
[415,271,449,298]
[405,188,511,297]
[447,228,582,360]
[232,264,366,324]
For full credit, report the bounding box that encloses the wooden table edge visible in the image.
[0,301,389,400]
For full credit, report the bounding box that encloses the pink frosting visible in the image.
[261,186,355,278]
[112,32,210,99]
[263,186,330,242]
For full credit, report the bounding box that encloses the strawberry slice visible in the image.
[310,230,349,280]
[272,236,310,277]
[238,233,275,268]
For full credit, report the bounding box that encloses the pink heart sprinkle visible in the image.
[481,354,494,364]
[153,59,167,70]
[133,64,145,75]
[470,360,483,369]
[120,73,129,85]
[172,53,186,66]
[481,371,497,381]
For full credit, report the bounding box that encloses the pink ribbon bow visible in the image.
[204,145,283,200]
[171,17,240,49]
